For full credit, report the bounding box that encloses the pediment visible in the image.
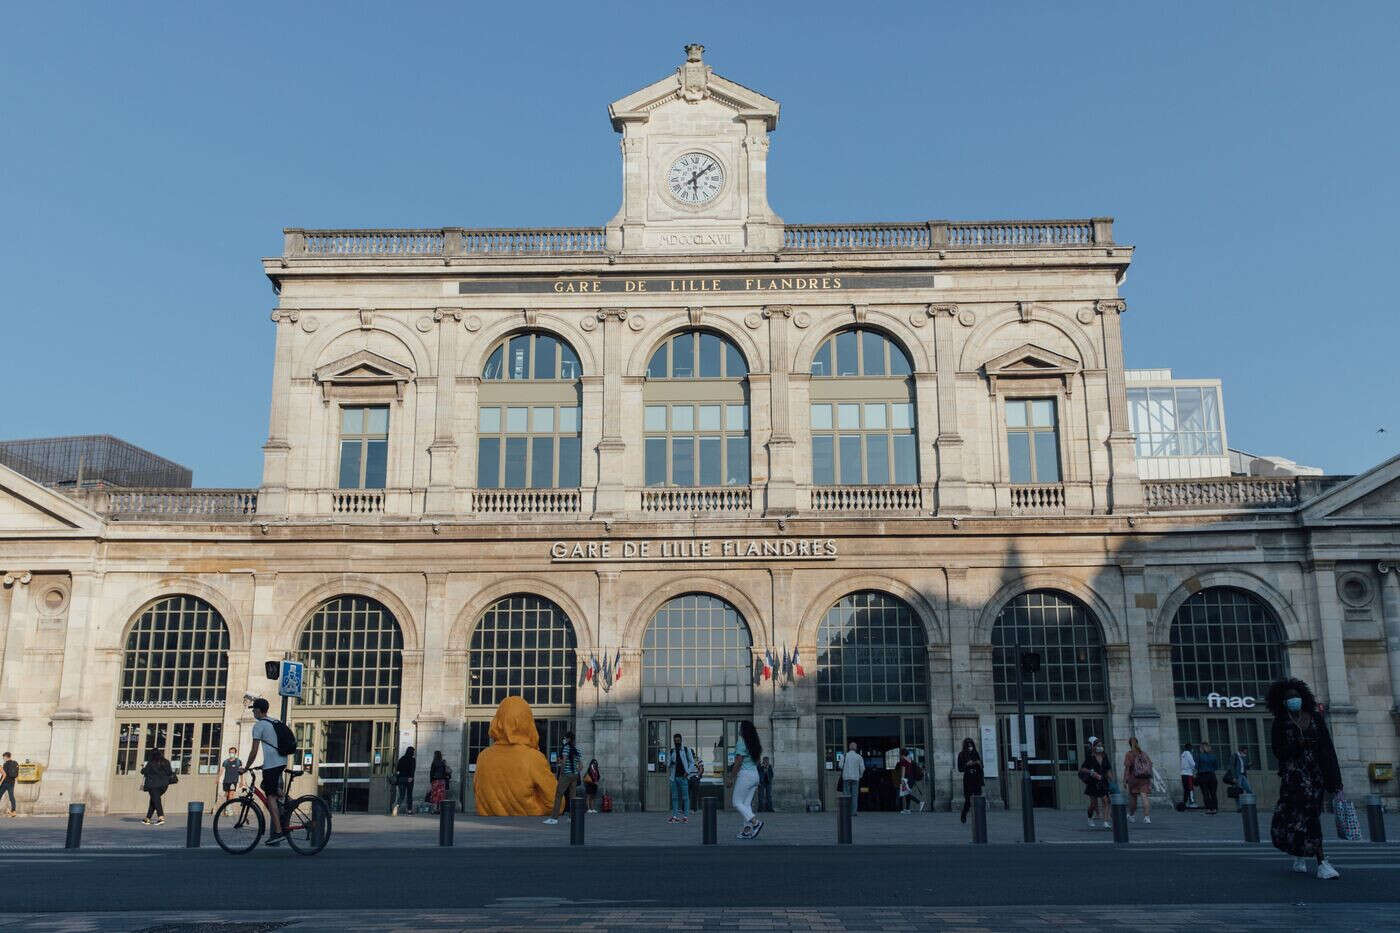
[609,48,779,130]
[1301,452,1400,522]
[0,462,103,535]
[982,343,1080,376]
[314,350,414,401]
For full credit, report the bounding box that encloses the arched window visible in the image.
[644,331,749,487]
[469,595,577,708]
[992,590,1106,704]
[479,331,582,489]
[642,594,752,704]
[1171,587,1287,702]
[816,591,927,704]
[809,328,917,485]
[120,595,229,704]
[296,596,403,707]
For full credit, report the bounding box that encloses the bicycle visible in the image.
[212,765,332,855]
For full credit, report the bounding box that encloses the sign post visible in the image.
[1015,641,1039,844]
[277,659,304,726]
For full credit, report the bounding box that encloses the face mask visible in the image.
[1285,697,1303,712]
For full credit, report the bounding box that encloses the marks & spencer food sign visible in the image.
[550,538,837,562]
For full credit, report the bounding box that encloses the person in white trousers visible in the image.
[728,720,765,840]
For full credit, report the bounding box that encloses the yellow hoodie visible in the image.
[473,696,557,816]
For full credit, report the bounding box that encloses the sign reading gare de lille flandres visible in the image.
[458,271,939,296]
[550,537,839,562]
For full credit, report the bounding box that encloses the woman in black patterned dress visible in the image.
[1267,678,1343,880]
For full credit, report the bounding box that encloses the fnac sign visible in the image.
[1207,692,1257,709]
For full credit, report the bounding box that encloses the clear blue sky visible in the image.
[2,2,1396,485]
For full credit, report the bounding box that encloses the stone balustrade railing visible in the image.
[473,488,582,514]
[1009,483,1066,513]
[331,490,385,514]
[67,487,260,520]
[282,218,1110,258]
[641,486,754,513]
[809,484,923,512]
[1143,477,1302,510]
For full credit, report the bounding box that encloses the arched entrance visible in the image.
[111,595,230,813]
[461,594,577,811]
[293,595,403,813]
[1171,586,1288,808]
[815,590,930,812]
[991,590,1109,809]
[640,593,753,812]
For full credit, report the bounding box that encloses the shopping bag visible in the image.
[1334,794,1362,841]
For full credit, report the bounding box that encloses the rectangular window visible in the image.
[698,333,722,378]
[506,406,529,433]
[557,436,581,487]
[699,436,722,485]
[839,435,862,482]
[865,435,890,484]
[835,331,858,376]
[534,335,558,380]
[698,404,722,431]
[1127,386,1226,459]
[726,404,747,431]
[892,434,917,484]
[811,403,832,430]
[861,330,887,376]
[726,436,749,485]
[645,438,667,486]
[504,437,528,488]
[671,438,695,485]
[531,437,554,487]
[811,341,831,377]
[812,436,835,485]
[1006,399,1059,484]
[478,437,501,488]
[671,405,694,431]
[479,407,501,433]
[837,403,860,429]
[337,405,389,489]
[645,406,667,431]
[671,334,694,378]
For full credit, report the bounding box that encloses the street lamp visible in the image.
[1015,641,1040,843]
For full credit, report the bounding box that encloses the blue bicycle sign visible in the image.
[278,660,304,699]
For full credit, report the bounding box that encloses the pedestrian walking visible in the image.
[1122,737,1153,824]
[0,752,18,817]
[220,747,242,802]
[667,734,700,823]
[1179,743,1198,809]
[1227,746,1254,800]
[757,756,775,812]
[1267,677,1343,880]
[1196,741,1220,814]
[897,748,925,813]
[727,720,764,839]
[140,748,175,825]
[840,740,864,815]
[394,746,416,814]
[583,758,601,813]
[427,750,450,812]
[956,738,983,823]
[1079,738,1113,829]
[543,731,582,825]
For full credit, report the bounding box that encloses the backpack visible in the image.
[908,761,924,782]
[1131,753,1152,779]
[268,718,298,757]
[600,793,613,813]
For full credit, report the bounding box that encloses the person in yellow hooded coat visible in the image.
[474,695,557,816]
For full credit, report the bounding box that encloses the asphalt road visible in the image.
[2,843,1397,914]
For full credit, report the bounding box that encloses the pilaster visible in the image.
[930,305,969,513]
[425,310,461,515]
[763,305,797,514]
[258,308,300,515]
[593,310,629,514]
[1094,299,1143,512]
[1377,561,1400,731]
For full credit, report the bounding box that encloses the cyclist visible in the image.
[242,697,288,846]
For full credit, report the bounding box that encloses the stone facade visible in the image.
[1,47,1398,815]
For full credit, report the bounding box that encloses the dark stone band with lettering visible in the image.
[458,272,938,296]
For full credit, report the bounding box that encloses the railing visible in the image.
[1143,477,1301,511]
[809,485,923,511]
[68,488,259,520]
[472,488,581,514]
[1009,483,1066,513]
[641,486,753,513]
[284,218,1109,258]
[331,490,385,514]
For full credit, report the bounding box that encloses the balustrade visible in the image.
[1009,483,1066,513]
[66,488,259,520]
[809,485,923,512]
[330,490,385,514]
[640,486,753,513]
[472,488,581,514]
[1142,477,1301,510]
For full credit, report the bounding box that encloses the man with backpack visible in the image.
[897,748,925,813]
[243,697,296,846]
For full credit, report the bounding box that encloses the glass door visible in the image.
[643,717,733,811]
[318,720,375,812]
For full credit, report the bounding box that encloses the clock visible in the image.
[666,152,725,205]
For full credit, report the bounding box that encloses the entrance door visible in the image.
[461,715,574,812]
[1177,713,1279,808]
[110,718,224,813]
[819,715,928,811]
[643,717,732,812]
[318,721,373,813]
[999,714,1106,809]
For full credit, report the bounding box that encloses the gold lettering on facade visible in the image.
[549,538,837,562]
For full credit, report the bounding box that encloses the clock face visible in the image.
[666,152,725,205]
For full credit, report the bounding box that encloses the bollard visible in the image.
[65,802,85,849]
[837,794,853,845]
[702,796,717,845]
[1239,793,1259,844]
[1110,793,1129,844]
[1367,794,1387,843]
[971,795,988,844]
[569,795,586,845]
[438,799,455,846]
[185,800,203,848]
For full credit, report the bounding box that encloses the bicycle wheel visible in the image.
[212,797,264,854]
[283,794,332,855]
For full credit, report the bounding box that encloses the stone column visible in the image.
[943,568,975,811]
[763,306,797,515]
[1120,567,1162,750]
[1308,560,1361,789]
[47,571,101,808]
[1378,561,1400,730]
[593,310,629,514]
[409,572,449,791]
[0,572,30,729]
[259,309,300,515]
[1094,299,1143,512]
[741,129,780,251]
[930,305,969,513]
[929,644,956,810]
[425,310,461,515]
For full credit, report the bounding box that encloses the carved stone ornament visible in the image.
[300,316,319,334]
[679,44,710,103]
[579,316,598,333]
[358,308,375,330]
[982,342,1080,397]
[2,571,32,587]
[597,308,629,323]
[522,308,538,326]
[270,309,299,325]
[688,307,704,326]
[852,305,869,325]
[742,135,770,153]
[744,313,761,330]
[909,311,927,328]
[415,316,434,333]
[793,311,811,329]
[762,305,792,320]
[958,309,976,327]
[433,308,463,324]
[314,349,414,402]
[463,315,482,332]
[1076,307,1095,325]
[1017,301,1033,324]
[628,315,645,332]
[1095,299,1128,316]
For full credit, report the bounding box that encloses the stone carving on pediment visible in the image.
[679,44,710,102]
[2,571,32,587]
[982,342,1080,397]
[314,348,414,402]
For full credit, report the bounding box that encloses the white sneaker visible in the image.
[1087,818,1096,828]
[1126,813,1136,823]
[1102,820,1112,829]
[1292,857,1310,873]
[542,817,559,825]
[1316,860,1340,880]
[1143,816,1151,824]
